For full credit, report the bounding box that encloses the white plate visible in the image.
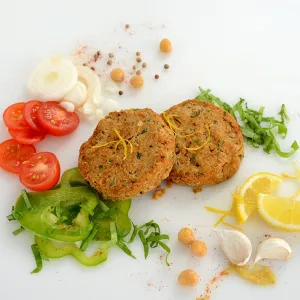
[0,1,300,299]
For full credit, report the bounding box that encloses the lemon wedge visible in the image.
[235,173,283,224]
[258,191,300,231]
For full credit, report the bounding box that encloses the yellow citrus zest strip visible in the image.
[162,112,183,131]
[205,206,229,215]
[91,129,133,160]
[282,162,300,179]
[113,128,128,160]
[92,141,118,149]
[221,221,244,232]
[184,124,211,151]
[214,211,230,227]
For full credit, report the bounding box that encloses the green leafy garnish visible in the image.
[80,226,98,251]
[117,240,136,259]
[21,190,32,211]
[13,227,24,236]
[195,87,298,158]
[31,244,43,274]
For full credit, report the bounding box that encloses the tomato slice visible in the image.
[0,139,36,174]
[24,100,45,132]
[37,102,80,136]
[3,102,28,130]
[19,152,60,191]
[9,127,46,145]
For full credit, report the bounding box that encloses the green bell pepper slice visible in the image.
[60,168,87,188]
[14,186,98,242]
[35,222,117,267]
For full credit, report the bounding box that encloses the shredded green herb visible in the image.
[117,240,136,259]
[21,190,33,211]
[80,227,98,251]
[31,244,43,274]
[13,227,24,236]
[195,87,299,158]
[138,230,149,258]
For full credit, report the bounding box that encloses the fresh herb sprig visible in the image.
[118,220,171,266]
[195,87,299,158]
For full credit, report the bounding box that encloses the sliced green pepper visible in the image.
[60,168,87,188]
[14,186,98,242]
[92,199,132,241]
[35,236,108,266]
[35,222,117,267]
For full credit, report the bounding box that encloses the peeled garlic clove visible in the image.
[254,238,292,265]
[214,229,252,266]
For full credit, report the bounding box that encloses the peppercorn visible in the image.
[107,60,113,65]
[133,65,137,70]
[155,74,159,79]
[136,70,141,75]
[164,64,169,69]
[109,53,114,58]
[119,90,124,95]
[136,52,141,56]
[91,66,95,71]
[142,62,147,68]
[136,57,142,63]
[125,24,130,29]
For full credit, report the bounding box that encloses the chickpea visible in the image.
[178,269,199,286]
[191,240,207,257]
[130,75,144,88]
[110,68,125,82]
[178,227,195,245]
[160,38,172,53]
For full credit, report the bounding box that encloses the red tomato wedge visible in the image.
[37,102,79,136]
[24,100,45,132]
[0,139,36,174]
[9,127,46,145]
[19,152,60,191]
[3,102,28,130]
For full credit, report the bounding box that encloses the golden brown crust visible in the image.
[163,100,244,186]
[78,108,175,200]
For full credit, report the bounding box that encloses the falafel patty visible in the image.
[163,100,244,186]
[78,108,175,200]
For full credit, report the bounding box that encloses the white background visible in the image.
[0,0,300,299]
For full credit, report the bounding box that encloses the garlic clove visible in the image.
[254,238,292,265]
[214,229,252,266]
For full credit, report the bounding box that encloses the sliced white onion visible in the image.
[60,101,75,112]
[27,57,78,101]
[63,81,87,108]
[76,66,102,107]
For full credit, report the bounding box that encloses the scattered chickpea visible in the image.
[119,90,124,96]
[125,24,130,29]
[136,51,141,56]
[155,74,160,79]
[178,269,199,286]
[164,64,170,69]
[110,68,125,82]
[130,75,144,88]
[133,65,137,70]
[142,62,147,68]
[160,38,172,53]
[97,50,101,56]
[107,60,113,66]
[90,66,95,71]
[191,240,207,257]
[136,70,141,75]
[109,53,114,58]
[136,57,142,63]
[178,228,195,245]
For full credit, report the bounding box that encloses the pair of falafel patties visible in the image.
[78,100,244,201]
